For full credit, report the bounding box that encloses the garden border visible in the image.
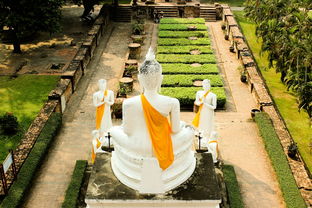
[221,6,312,206]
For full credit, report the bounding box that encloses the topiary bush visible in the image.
[158,31,208,38]
[157,54,216,64]
[158,38,211,46]
[162,64,219,74]
[162,74,223,87]
[157,45,213,54]
[160,18,205,24]
[0,113,19,135]
[159,24,207,31]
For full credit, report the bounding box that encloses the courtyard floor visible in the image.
[22,21,285,208]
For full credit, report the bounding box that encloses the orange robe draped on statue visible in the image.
[192,90,210,127]
[141,94,174,170]
[95,90,108,130]
[91,138,102,164]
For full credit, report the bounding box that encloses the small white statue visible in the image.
[91,130,104,164]
[192,79,217,138]
[207,131,219,163]
[93,79,114,136]
[110,48,196,194]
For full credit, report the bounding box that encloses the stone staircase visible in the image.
[112,6,132,22]
[154,6,179,18]
[200,5,216,22]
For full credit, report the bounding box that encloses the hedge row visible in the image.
[158,31,208,38]
[158,38,210,46]
[159,24,207,31]
[161,87,226,108]
[162,74,223,87]
[160,18,206,24]
[254,113,306,208]
[157,45,213,54]
[0,113,62,208]
[62,160,87,208]
[162,64,219,74]
[223,165,244,208]
[157,54,216,64]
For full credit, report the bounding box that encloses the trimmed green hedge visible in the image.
[162,64,219,74]
[162,74,223,87]
[0,113,62,208]
[157,46,213,54]
[161,87,226,108]
[157,54,216,64]
[159,24,207,31]
[160,18,206,24]
[158,38,210,46]
[254,113,306,208]
[223,165,244,208]
[62,160,87,208]
[158,31,208,38]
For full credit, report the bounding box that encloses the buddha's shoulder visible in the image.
[159,95,179,105]
[123,96,141,106]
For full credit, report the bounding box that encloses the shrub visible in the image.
[158,31,208,38]
[157,46,213,54]
[158,38,210,46]
[157,54,216,64]
[160,18,206,24]
[223,165,244,208]
[254,113,306,208]
[161,87,226,108]
[0,113,62,208]
[0,113,19,135]
[132,23,144,35]
[62,160,87,208]
[162,74,223,87]
[159,24,207,31]
[162,64,219,74]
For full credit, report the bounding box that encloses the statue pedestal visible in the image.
[85,153,221,208]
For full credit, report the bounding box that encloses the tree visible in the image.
[0,0,63,53]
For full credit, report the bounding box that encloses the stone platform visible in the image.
[85,153,221,208]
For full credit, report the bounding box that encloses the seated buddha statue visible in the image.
[110,48,196,194]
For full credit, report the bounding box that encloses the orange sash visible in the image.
[192,91,210,127]
[141,94,174,170]
[91,138,102,164]
[95,90,108,129]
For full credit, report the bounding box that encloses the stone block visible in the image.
[88,25,101,46]
[82,35,97,59]
[222,7,232,22]
[85,153,221,208]
[252,83,273,107]
[61,60,83,92]
[74,47,90,73]
[241,55,255,68]
[48,79,72,113]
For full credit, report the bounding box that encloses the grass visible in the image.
[158,31,208,38]
[157,46,213,54]
[157,54,216,64]
[62,160,87,208]
[234,10,312,174]
[158,38,211,46]
[159,24,207,31]
[162,64,219,74]
[254,113,306,208]
[223,165,244,208]
[162,74,223,87]
[0,75,60,163]
[200,0,245,6]
[161,87,226,108]
[0,113,62,208]
[160,18,205,24]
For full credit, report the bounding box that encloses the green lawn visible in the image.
[234,11,312,173]
[0,75,60,162]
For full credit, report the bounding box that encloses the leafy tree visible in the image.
[245,0,312,118]
[0,0,63,53]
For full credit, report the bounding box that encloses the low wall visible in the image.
[222,6,312,205]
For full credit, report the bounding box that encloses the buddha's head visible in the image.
[202,79,211,91]
[98,79,107,91]
[138,48,163,92]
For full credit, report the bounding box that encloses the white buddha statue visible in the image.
[91,130,104,164]
[207,131,219,164]
[93,79,114,136]
[192,79,217,138]
[110,48,196,194]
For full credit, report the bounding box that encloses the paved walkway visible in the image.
[23,21,285,208]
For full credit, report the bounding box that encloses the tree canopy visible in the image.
[0,0,63,53]
[245,0,312,118]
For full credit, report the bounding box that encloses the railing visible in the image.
[0,150,17,195]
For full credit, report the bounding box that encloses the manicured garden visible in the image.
[157,18,226,109]
[234,11,312,174]
[0,75,60,163]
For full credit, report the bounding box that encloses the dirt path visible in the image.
[206,22,285,208]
